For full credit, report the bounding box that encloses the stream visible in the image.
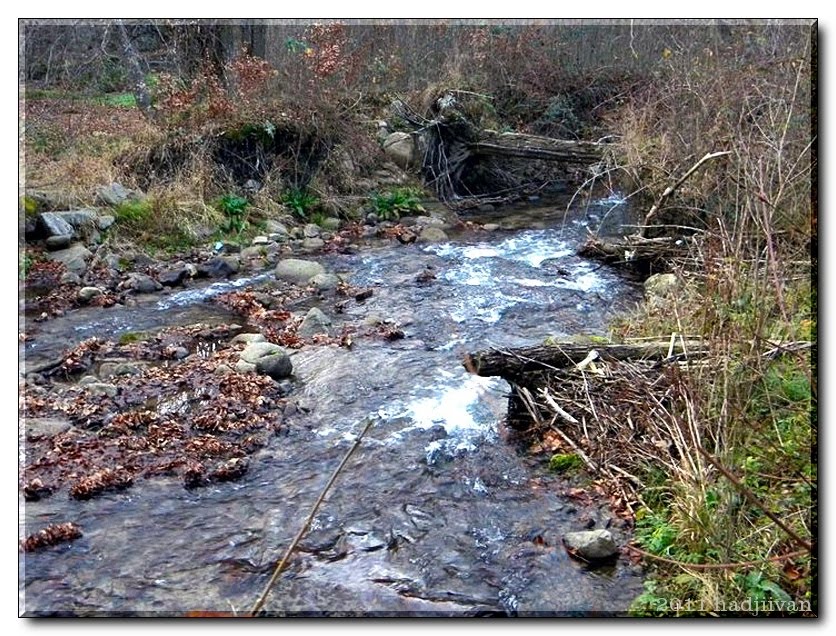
[20,199,646,616]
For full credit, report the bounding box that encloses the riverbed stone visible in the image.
[417,227,449,243]
[304,224,322,238]
[302,237,326,252]
[310,273,341,292]
[200,256,240,279]
[298,307,332,337]
[25,417,72,440]
[98,361,147,379]
[54,209,98,228]
[264,219,290,237]
[77,286,103,303]
[158,265,192,287]
[96,182,140,206]
[38,212,74,238]
[96,215,115,231]
[127,273,162,294]
[251,235,270,246]
[562,529,619,561]
[230,333,267,345]
[240,341,284,364]
[274,258,326,285]
[45,235,72,250]
[235,360,257,374]
[382,132,415,170]
[47,243,92,276]
[483,223,500,232]
[255,352,293,380]
[85,382,118,398]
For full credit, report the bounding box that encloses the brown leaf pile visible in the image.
[21,522,83,552]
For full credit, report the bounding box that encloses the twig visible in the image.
[248,417,376,616]
[548,417,599,472]
[641,151,732,236]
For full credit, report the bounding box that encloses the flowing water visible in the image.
[20,200,647,616]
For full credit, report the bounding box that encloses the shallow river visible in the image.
[20,199,646,616]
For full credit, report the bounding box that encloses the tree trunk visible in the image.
[115,20,154,121]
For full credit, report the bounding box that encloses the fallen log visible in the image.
[392,93,607,208]
[577,233,689,273]
[464,339,706,380]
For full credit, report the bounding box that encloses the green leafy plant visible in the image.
[282,188,319,220]
[216,194,250,234]
[370,187,425,221]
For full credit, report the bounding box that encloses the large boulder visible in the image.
[239,341,284,364]
[274,259,325,285]
[47,243,92,276]
[562,529,619,562]
[37,212,74,238]
[382,132,416,170]
[239,341,292,380]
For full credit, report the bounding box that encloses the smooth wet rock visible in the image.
[310,273,340,292]
[274,258,325,285]
[240,341,284,364]
[298,307,332,337]
[45,235,72,250]
[230,333,267,345]
[562,529,619,562]
[255,352,293,380]
[483,223,500,232]
[77,286,103,303]
[47,243,92,276]
[417,227,449,243]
